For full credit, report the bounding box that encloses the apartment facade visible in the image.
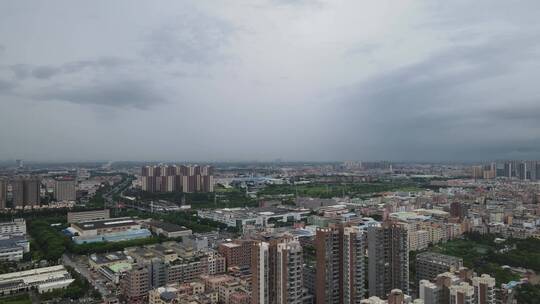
[141,165,214,193]
[251,237,304,304]
[0,178,7,209]
[367,222,409,298]
[54,177,76,201]
[315,224,366,304]
[11,176,41,208]
[416,252,463,284]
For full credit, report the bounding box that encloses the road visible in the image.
[62,253,111,298]
[103,175,133,209]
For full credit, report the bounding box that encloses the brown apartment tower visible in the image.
[0,178,7,209]
[367,221,409,298]
[141,165,214,193]
[11,176,40,208]
[315,224,366,304]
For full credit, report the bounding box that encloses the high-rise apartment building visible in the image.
[472,274,496,304]
[218,240,253,269]
[141,165,214,193]
[121,264,150,303]
[251,237,304,304]
[419,280,440,304]
[449,282,475,304]
[11,176,40,208]
[54,177,76,201]
[23,177,40,207]
[11,178,24,208]
[416,252,463,284]
[315,224,366,304]
[368,222,409,298]
[276,240,303,304]
[0,178,7,209]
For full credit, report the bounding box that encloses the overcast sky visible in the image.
[1,1,540,162]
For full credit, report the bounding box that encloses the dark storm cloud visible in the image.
[37,79,165,110]
[140,9,234,64]
[334,32,540,161]
[2,0,540,162]
[487,103,540,122]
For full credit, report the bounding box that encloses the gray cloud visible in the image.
[2,1,540,162]
[9,64,31,80]
[140,9,234,64]
[32,65,61,79]
[13,57,129,80]
[332,31,540,161]
[0,79,14,93]
[37,79,165,110]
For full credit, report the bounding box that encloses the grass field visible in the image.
[258,182,422,198]
[0,294,32,304]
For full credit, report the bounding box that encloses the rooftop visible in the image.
[416,252,463,264]
[72,217,137,231]
[147,220,190,233]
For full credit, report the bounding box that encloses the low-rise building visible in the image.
[70,217,151,244]
[67,209,110,223]
[0,236,30,261]
[0,219,29,261]
[143,220,193,239]
[0,265,74,295]
[0,219,26,237]
[148,282,218,304]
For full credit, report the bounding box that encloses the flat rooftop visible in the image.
[72,217,137,231]
[90,251,131,264]
[416,252,463,264]
[147,220,190,233]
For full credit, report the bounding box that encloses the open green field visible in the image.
[128,185,257,209]
[258,181,423,198]
[0,294,32,304]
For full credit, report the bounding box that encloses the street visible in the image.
[62,253,111,298]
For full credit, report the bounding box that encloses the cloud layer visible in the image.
[1,0,540,162]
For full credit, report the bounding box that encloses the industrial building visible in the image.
[142,220,193,239]
[69,217,151,244]
[67,209,110,223]
[0,265,74,295]
[0,219,29,261]
[0,236,30,261]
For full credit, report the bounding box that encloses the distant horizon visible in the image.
[0,158,537,166]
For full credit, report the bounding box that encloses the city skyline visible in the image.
[2,1,540,162]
